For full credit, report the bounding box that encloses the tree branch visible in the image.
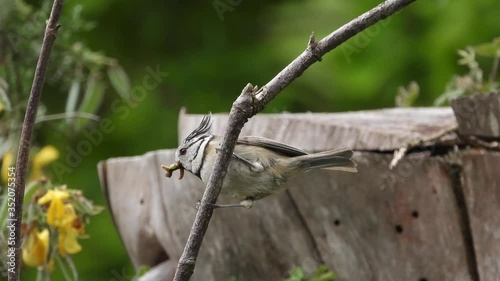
[173,0,417,280]
[9,1,64,281]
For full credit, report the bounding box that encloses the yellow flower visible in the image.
[31,145,59,180]
[1,151,14,185]
[58,225,82,256]
[22,228,49,267]
[38,189,70,227]
[38,190,85,256]
[57,204,83,256]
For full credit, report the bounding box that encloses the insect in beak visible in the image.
[161,161,185,180]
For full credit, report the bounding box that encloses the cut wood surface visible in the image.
[179,108,458,151]
[98,109,500,281]
[451,92,500,138]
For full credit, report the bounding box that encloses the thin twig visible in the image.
[173,0,418,280]
[9,1,64,281]
[34,112,100,124]
[459,135,500,151]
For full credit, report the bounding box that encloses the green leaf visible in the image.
[285,267,305,281]
[23,181,42,206]
[136,265,151,277]
[311,265,335,281]
[457,48,476,66]
[472,37,500,57]
[107,64,131,99]
[395,81,419,107]
[433,89,465,106]
[65,78,80,124]
[76,73,105,130]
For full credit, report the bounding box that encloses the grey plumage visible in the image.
[166,114,357,208]
[290,149,357,172]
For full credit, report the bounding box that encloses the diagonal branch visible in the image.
[9,1,65,281]
[173,0,418,280]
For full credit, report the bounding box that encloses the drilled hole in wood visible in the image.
[419,278,428,281]
[140,199,144,204]
[412,210,419,218]
[334,219,341,226]
[395,224,403,233]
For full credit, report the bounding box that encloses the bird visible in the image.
[162,114,357,208]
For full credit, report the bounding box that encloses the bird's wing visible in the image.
[237,136,308,157]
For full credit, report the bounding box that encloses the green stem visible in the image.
[35,268,43,281]
[35,112,100,124]
[64,255,79,281]
[55,255,74,281]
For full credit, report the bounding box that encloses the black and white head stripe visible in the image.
[179,114,213,178]
[184,114,213,144]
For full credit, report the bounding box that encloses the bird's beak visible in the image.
[161,161,185,180]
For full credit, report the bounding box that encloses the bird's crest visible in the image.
[184,113,213,144]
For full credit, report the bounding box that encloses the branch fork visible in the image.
[174,1,418,280]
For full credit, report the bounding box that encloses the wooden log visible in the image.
[460,150,500,281]
[98,110,500,281]
[99,150,477,281]
[287,153,472,281]
[98,152,171,269]
[451,92,500,138]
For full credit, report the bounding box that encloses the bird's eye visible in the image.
[179,148,187,155]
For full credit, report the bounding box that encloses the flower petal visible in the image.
[58,227,82,256]
[46,196,66,227]
[31,145,59,180]
[22,228,49,267]
[1,151,14,185]
[37,189,69,205]
[33,145,60,167]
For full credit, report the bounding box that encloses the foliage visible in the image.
[395,37,500,107]
[0,144,102,279]
[395,81,420,107]
[434,37,500,106]
[0,0,127,279]
[285,265,336,281]
[0,0,130,151]
[1,0,500,280]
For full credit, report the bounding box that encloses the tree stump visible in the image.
[98,107,500,281]
[451,91,500,138]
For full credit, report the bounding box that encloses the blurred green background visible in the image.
[13,0,500,280]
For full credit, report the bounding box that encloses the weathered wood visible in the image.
[98,152,170,269]
[451,92,500,138]
[287,153,471,281]
[179,108,458,152]
[98,110,500,281]
[460,151,500,281]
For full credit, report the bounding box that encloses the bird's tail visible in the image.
[290,148,357,173]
